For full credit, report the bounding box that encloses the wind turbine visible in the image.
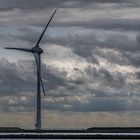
[4,9,57,130]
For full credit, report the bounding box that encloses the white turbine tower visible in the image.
[4,9,57,130]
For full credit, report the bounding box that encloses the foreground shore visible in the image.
[0,127,140,139]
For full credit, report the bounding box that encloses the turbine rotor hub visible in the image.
[32,46,43,54]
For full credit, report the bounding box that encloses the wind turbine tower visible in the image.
[5,9,57,130]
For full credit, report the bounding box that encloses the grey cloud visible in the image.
[99,68,113,83]
[85,66,126,89]
[0,0,59,11]
[2,26,140,68]
[0,57,79,97]
[87,18,140,31]
[9,29,100,64]
[93,48,129,66]
[0,58,70,95]
[86,89,109,97]
[0,0,132,11]
[136,33,140,43]
[121,50,140,67]
[15,28,99,46]
[0,58,139,112]
[46,32,139,54]
[0,58,69,111]
[0,0,140,31]
[44,97,140,112]
[71,98,130,112]
[1,96,35,112]
[49,33,139,66]
[103,33,139,51]
[15,27,57,45]
[16,28,43,45]
[55,18,140,31]
[76,97,140,112]
[42,65,68,90]
[136,72,140,79]
[0,0,140,115]
[0,58,35,96]
[44,32,139,66]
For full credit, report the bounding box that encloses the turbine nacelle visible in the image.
[32,46,43,54]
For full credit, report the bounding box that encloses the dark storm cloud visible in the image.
[46,32,140,53]
[0,58,35,96]
[0,0,140,114]
[0,58,70,96]
[79,0,129,3]
[122,51,140,67]
[16,28,43,45]
[0,0,140,31]
[0,0,59,10]
[103,33,139,51]
[136,72,140,79]
[14,27,53,45]
[54,18,140,31]
[8,29,100,64]
[41,64,68,90]
[0,0,133,11]
[15,28,99,46]
[87,18,140,31]
[0,57,80,96]
[0,58,71,111]
[0,57,139,112]
[85,66,126,89]
[7,27,140,67]
[46,32,139,66]
[99,68,113,82]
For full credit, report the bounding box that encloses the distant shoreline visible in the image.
[0,127,140,133]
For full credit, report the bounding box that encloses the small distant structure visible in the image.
[4,9,57,130]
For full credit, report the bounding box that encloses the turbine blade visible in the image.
[36,9,57,46]
[40,78,46,96]
[4,47,32,53]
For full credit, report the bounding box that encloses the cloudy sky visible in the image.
[0,0,140,129]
